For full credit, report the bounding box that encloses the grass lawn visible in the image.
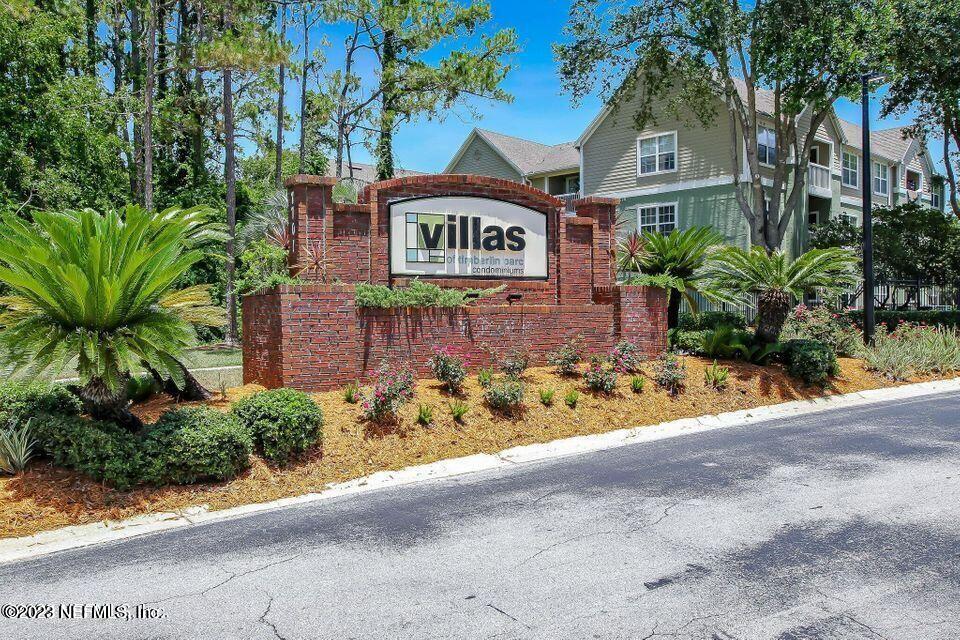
[2,355,952,539]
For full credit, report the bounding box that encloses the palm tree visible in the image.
[702,246,858,343]
[0,205,225,429]
[619,226,724,328]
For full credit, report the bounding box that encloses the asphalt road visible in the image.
[3,393,959,639]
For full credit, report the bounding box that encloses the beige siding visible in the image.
[447,135,522,181]
[581,93,736,196]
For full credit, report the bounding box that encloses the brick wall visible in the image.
[243,284,668,391]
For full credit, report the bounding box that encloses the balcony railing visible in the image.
[556,192,581,213]
[808,163,831,196]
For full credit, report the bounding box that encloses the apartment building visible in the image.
[445,85,946,258]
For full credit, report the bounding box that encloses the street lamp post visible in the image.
[861,72,880,344]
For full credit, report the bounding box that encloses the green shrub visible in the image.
[539,388,555,406]
[704,361,730,390]
[449,399,469,423]
[609,339,643,373]
[677,311,747,332]
[483,377,525,413]
[0,382,81,427]
[237,240,299,295]
[782,305,861,356]
[355,279,504,308]
[782,339,839,386]
[583,357,617,394]
[32,414,147,489]
[0,418,36,474]
[669,329,709,354]
[699,325,749,359]
[500,349,530,376]
[429,346,467,393]
[477,367,494,388]
[630,375,645,393]
[144,407,252,485]
[416,404,434,426]
[654,352,687,395]
[127,374,161,403]
[564,388,580,408]
[232,389,324,464]
[548,338,583,376]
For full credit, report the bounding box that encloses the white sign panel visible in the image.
[389,196,548,279]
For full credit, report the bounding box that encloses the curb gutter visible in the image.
[2,376,959,565]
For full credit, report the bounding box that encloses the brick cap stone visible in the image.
[284,174,338,188]
[367,174,566,208]
[572,196,620,207]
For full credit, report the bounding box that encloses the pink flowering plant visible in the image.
[361,363,415,422]
[609,339,643,373]
[583,356,618,394]
[780,304,861,356]
[429,346,467,393]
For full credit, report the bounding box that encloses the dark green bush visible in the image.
[144,407,252,485]
[232,389,323,464]
[845,309,960,331]
[32,414,146,490]
[127,374,162,403]
[355,279,504,308]
[782,339,839,386]
[669,329,709,353]
[676,311,747,332]
[0,382,81,426]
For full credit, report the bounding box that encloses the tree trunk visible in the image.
[147,363,213,401]
[223,0,238,345]
[130,0,144,203]
[667,290,682,330]
[80,378,143,432]
[85,0,97,75]
[274,3,286,187]
[143,0,156,211]
[298,8,309,173]
[755,289,792,343]
[375,27,397,181]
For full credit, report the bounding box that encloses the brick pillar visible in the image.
[572,196,619,288]
[558,216,594,304]
[285,175,337,275]
[618,285,668,356]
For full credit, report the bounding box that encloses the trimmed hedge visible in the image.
[0,381,81,426]
[144,408,252,485]
[782,339,839,386]
[232,389,323,464]
[846,309,960,330]
[33,415,147,490]
[676,311,747,332]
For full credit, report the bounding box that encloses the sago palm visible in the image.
[619,226,724,328]
[702,246,858,343]
[0,205,225,428]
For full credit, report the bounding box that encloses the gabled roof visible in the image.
[325,161,424,186]
[445,128,579,176]
[835,120,917,165]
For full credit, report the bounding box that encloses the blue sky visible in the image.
[293,0,918,174]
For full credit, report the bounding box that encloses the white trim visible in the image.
[840,195,864,207]
[443,128,526,178]
[636,131,678,176]
[872,160,890,197]
[577,104,613,147]
[841,150,860,188]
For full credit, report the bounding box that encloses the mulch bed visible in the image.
[0,356,947,539]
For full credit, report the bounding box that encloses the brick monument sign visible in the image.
[242,174,667,390]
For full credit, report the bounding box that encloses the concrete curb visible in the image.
[2,376,959,565]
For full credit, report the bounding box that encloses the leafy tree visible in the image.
[0,206,225,429]
[620,227,724,329]
[555,0,893,252]
[328,0,518,180]
[702,246,859,342]
[884,0,960,216]
[812,203,960,307]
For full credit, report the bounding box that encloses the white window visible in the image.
[842,152,859,187]
[905,169,922,192]
[932,184,943,210]
[873,161,888,196]
[637,204,677,234]
[758,127,776,165]
[565,175,580,194]
[839,212,859,227]
[637,133,676,175]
